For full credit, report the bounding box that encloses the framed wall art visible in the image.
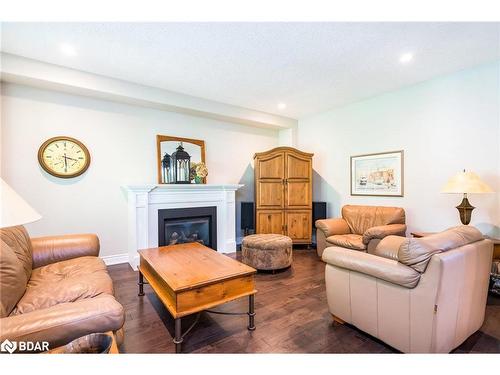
[350,150,404,197]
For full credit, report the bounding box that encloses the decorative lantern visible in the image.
[161,152,172,183]
[171,142,191,184]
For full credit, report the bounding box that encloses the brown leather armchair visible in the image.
[315,205,406,257]
[0,226,125,352]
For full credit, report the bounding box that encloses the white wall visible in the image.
[278,127,297,147]
[1,83,279,260]
[297,62,500,237]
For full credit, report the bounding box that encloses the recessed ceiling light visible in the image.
[277,102,287,110]
[399,52,414,64]
[60,43,77,57]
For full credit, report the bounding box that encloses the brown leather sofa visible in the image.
[322,226,493,353]
[0,226,125,351]
[315,205,406,257]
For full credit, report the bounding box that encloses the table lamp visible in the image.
[1,178,42,228]
[441,170,493,225]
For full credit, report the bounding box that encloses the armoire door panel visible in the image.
[256,211,284,235]
[286,211,312,242]
[286,153,312,180]
[257,153,284,179]
[285,181,311,209]
[257,181,284,209]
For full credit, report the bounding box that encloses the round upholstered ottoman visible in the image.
[241,234,293,271]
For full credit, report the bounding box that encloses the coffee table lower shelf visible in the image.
[137,245,257,353]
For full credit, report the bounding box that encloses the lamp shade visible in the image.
[0,178,42,228]
[441,171,493,194]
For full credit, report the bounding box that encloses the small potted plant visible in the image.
[190,162,208,184]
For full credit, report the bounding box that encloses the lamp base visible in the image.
[456,195,475,225]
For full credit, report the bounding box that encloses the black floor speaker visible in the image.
[312,202,327,227]
[241,202,255,235]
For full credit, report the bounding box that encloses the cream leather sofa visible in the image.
[315,205,406,257]
[322,226,492,353]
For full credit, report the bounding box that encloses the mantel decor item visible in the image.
[350,150,404,197]
[441,170,493,225]
[156,135,206,184]
[171,143,191,184]
[190,161,208,184]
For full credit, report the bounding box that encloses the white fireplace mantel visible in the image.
[123,184,243,269]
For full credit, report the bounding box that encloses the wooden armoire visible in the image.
[254,147,313,244]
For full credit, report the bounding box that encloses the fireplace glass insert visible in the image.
[158,206,217,250]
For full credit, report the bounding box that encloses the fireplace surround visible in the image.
[124,184,243,269]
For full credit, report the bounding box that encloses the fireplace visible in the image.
[158,206,217,250]
[125,184,242,269]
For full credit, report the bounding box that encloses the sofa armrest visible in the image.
[322,247,420,288]
[372,235,407,260]
[362,224,407,245]
[0,295,124,351]
[315,218,351,237]
[31,233,100,268]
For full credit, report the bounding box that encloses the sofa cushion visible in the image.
[327,234,366,251]
[342,205,405,235]
[398,225,483,273]
[0,226,33,280]
[373,235,406,261]
[12,256,113,315]
[31,233,100,269]
[0,240,28,317]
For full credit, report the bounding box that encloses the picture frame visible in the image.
[350,150,404,197]
[156,135,206,184]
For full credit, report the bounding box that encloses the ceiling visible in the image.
[1,22,499,119]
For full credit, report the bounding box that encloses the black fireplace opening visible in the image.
[158,206,217,250]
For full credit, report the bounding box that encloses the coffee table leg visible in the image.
[174,318,183,353]
[138,271,145,296]
[247,294,256,331]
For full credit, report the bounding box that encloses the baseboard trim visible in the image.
[101,253,129,266]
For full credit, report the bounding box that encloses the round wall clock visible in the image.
[38,136,91,178]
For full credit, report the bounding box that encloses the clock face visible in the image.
[38,137,91,178]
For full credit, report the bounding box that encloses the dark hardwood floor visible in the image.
[108,249,500,353]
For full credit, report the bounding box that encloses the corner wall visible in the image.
[297,62,500,236]
[1,83,279,261]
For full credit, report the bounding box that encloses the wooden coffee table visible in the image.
[137,242,257,353]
